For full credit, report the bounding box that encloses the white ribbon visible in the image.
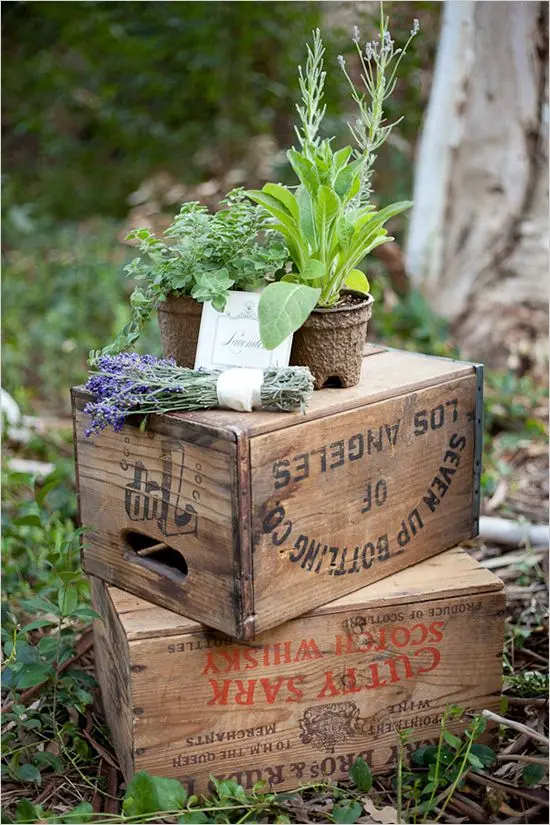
[216,368,264,412]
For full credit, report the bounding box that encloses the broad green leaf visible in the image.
[295,185,317,249]
[267,223,306,269]
[332,799,362,824]
[522,763,546,786]
[287,149,319,195]
[20,619,56,632]
[258,282,320,350]
[178,813,209,824]
[33,752,64,771]
[13,513,42,528]
[470,744,496,767]
[16,764,41,784]
[334,156,364,202]
[15,798,40,823]
[336,215,354,250]
[301,259,324,281]
[123,771,187,817]
[466,752,484,771]
[16,663,53,689]
[71,606,102,621]
[333,145,353,173]
[262,183,300,222]
[62,802,94,824]
[442,730,462,750]
[349,756,373,792]
[315,185,341,239]
[345,269,370,294]
[58,585,78,617]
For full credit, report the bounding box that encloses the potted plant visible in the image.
[247,16,419,388]
[92,189,288,367]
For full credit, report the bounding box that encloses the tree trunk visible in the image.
[406,1,548,376]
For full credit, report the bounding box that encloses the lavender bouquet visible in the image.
[83,353,314,436]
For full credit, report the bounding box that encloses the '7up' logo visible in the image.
[124,439,198,537]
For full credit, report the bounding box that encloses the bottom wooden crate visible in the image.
[91,548,505,795]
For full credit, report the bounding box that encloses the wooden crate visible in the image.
[91,548,504,795]
[73,346,483,639]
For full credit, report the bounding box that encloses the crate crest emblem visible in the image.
[299,701,360,753]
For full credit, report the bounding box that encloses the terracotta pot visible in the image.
[290,291,374,389]
[157,294,202,368]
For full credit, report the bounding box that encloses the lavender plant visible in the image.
[339,12,420,205]
[83,354,313,435]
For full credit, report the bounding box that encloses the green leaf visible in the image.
[62,803,94,824]
[349,756,373,792]
[344,269,370,294]
[466,752,484,771]
[178,814,209,824]
[287,149,319,195]
[71,606,102,621]
[123,771,187,817]
[33,752,63,771]
[16,663,53,689]
[20,619,56,632]
[13,513,42,528]
[333,156,364,202]
[15,799,40,823]
[262,183,300,222]
[295,185,317,249]
[301,259,324,281]
[522,763,546,786]
[258,282,320,349]
[58,585,78,617]
[332,799,362,824]
[333,146,353,173]
[16,764,41,784]
[470,744,496,768]
[443,730,462,750]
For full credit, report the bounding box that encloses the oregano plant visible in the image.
[91,189,289,363]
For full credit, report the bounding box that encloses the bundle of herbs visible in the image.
[83,354,313,436]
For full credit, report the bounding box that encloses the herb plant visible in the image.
[247,19,417,350]
[93,189,288,362]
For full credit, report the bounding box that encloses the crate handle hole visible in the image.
[322,376,344,389]
[123,530,188,581]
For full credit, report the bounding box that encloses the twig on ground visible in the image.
[482,709,550,747]
[505,696,548,709]
[496,754,548,765]
[468,771,549,805]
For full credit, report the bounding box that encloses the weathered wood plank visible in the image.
[250,374,477,633]
[74,405,242,635]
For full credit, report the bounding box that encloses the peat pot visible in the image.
[157,294,202,368]
[290,291,374,389]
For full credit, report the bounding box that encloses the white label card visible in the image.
[194,291,293,370]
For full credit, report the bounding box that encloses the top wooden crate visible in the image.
[72,346,483,640]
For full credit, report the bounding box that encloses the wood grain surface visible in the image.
[250,374,478,632]
[92,550,504,795]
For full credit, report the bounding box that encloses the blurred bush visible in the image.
[2,0,325,219]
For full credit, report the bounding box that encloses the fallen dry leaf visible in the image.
[363,798,399,824]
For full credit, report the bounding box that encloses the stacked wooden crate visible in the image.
[72,345,504,793]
